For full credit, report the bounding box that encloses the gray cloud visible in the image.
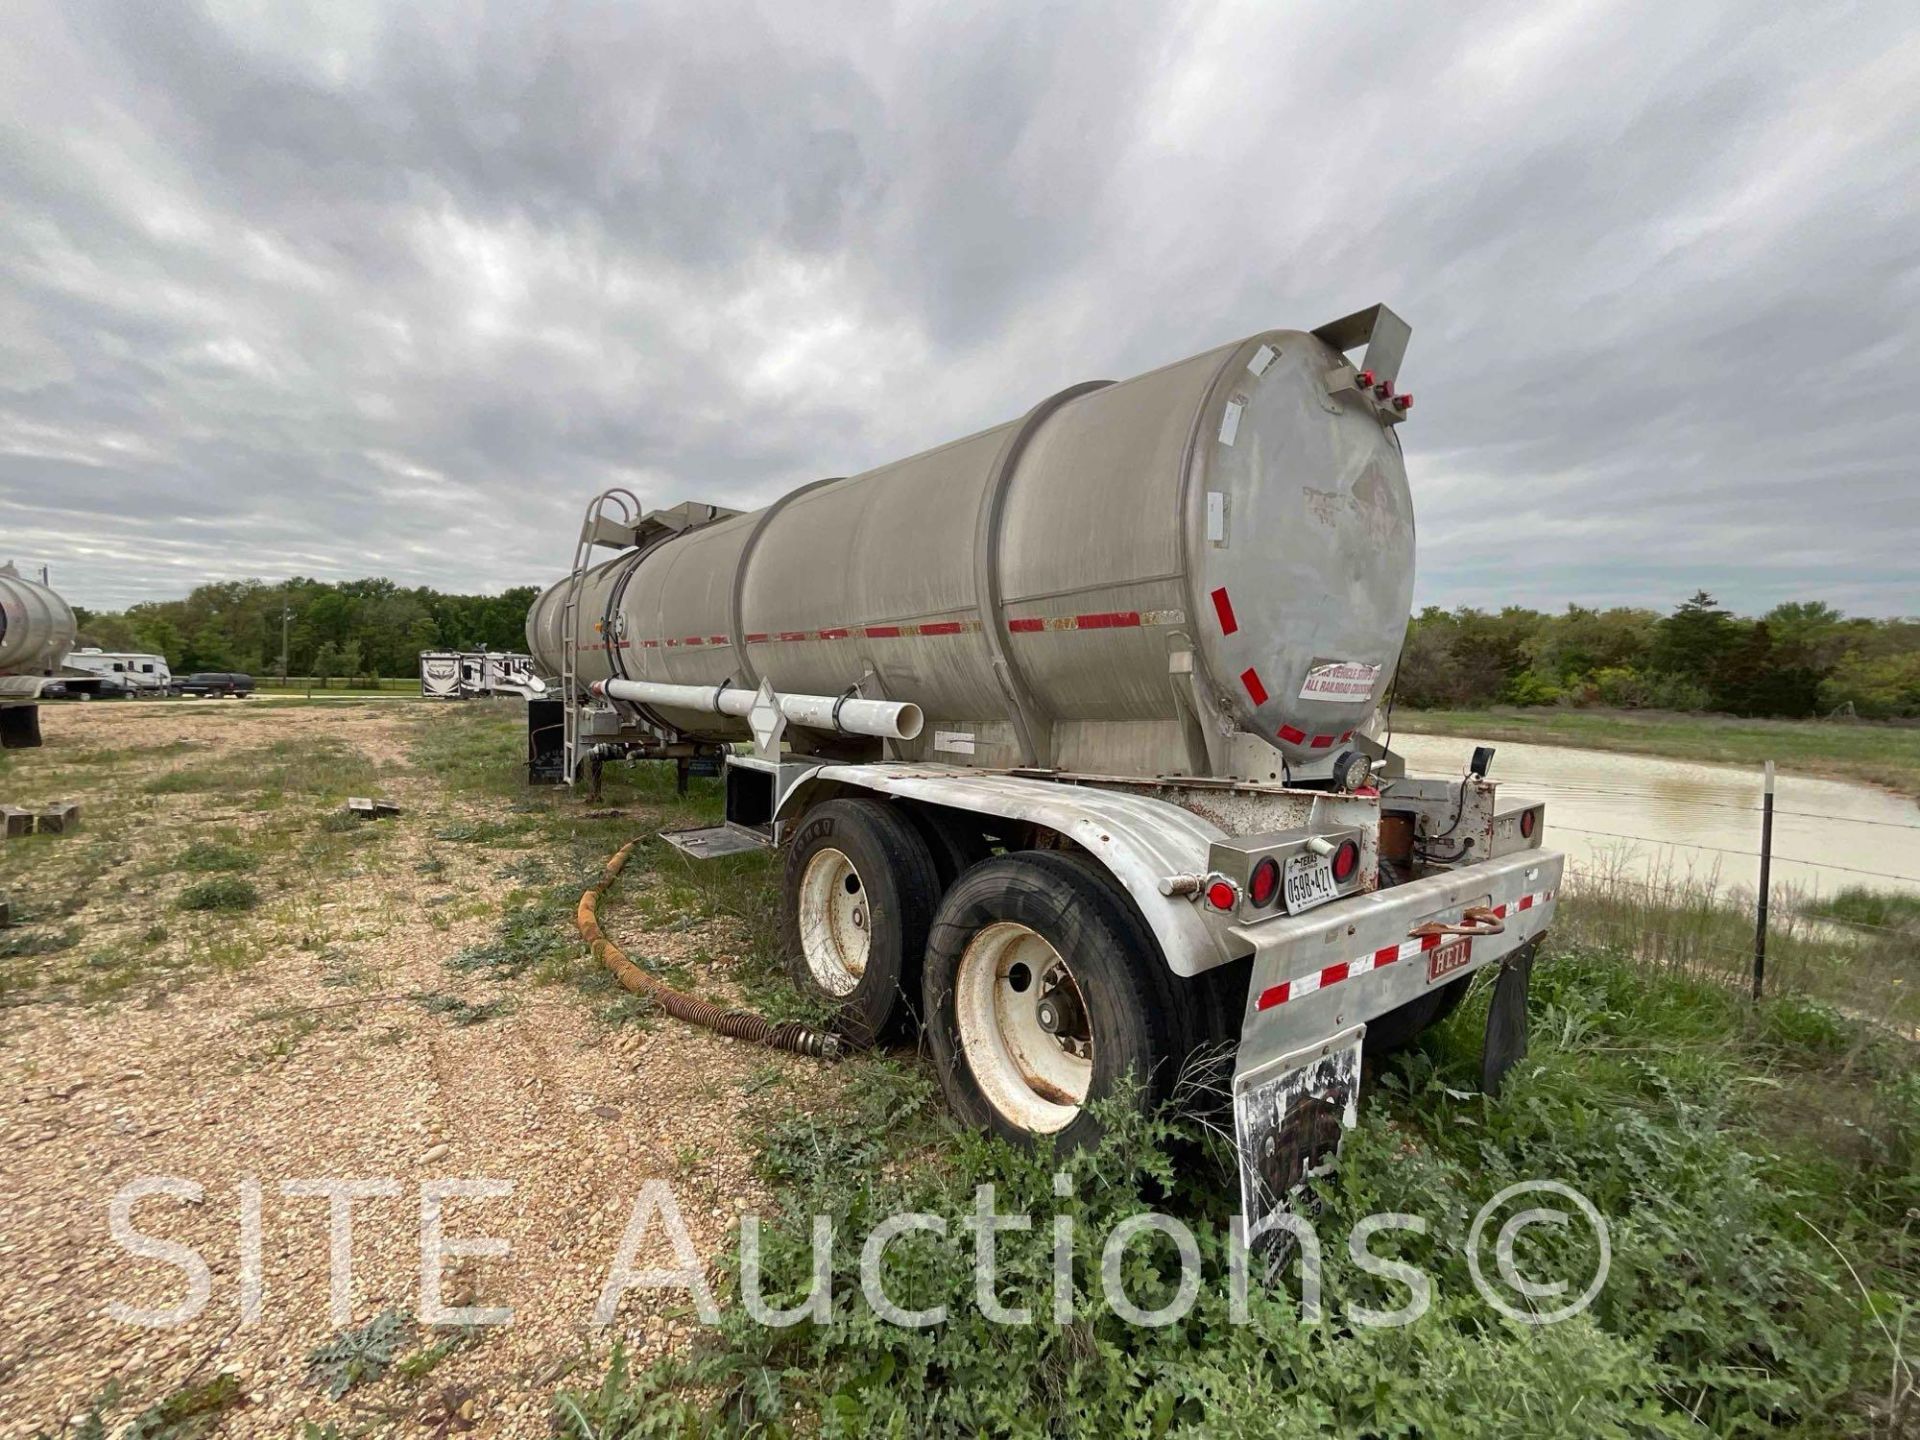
[2,0,1915,616]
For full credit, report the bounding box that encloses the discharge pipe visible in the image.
[588,677,923,742]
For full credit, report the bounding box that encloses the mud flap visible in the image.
[1232,1024,1364,1250]
[1480,938,1536,1096]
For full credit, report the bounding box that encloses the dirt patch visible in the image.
[0,699,809,1437]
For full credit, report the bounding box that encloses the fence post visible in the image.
[1753,759,1774,1001]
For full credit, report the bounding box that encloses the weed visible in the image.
[176,876,259,912]
[434,818,532,845]
[116,1373,243,1440]
[305,1307,412,1398]
[414,991,517,1026]
[175,840,256,873]
[0,925,78,959]
[449,889,573,978]
[1804,884,1920,934]
[393,1324,486,1383]
[320,811,361,834]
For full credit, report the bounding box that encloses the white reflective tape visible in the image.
[1291,972,1321,998]
[1248,344,1276,377]
[1218,398,1244,446]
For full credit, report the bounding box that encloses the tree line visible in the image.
[72,578,1919,718]
[71,577,538,682]
[1397,593,1919,719]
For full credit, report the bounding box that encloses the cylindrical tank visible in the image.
[529,327,1415,774]
[0,564,77,676]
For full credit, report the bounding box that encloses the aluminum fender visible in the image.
[777,764,1241,977]
[1234,847,1566,1085]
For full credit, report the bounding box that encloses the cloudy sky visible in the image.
[2,0,1915,617]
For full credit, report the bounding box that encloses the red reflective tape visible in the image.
[1321,961,1350,987]
[664,639,679,648]
[818,628,851,640]
[1076,610,1140,629]
[744,633,769,643]
[1278,724,1306,744]
[683,637,704,646]
[1008,617,1044,633]
[640,640,659,648]
[779,631,808,642]
[1210,587,1238,635]
[862,625,901,638]
[1518,894,1533,911]
[1310,734,1335,748]
[1240,668,1268,705]
[1255,982,1289,1011]
[1339,730,1353,743]
[1373,944,1401,966]
[920,621,964,635]
[1419,934,1441,951]
[709,635,727,646]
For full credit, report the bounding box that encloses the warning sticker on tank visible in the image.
[933,730,976,756]
[1298,661,1381,701]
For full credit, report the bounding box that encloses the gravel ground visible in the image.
[0,699,808,1436]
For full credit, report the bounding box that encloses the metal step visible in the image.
[660,823,772,860]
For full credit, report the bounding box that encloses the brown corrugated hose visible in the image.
[578,839,842,1059]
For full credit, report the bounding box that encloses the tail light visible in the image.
[1520,808,1537,839]
[1331,839,1359,883]
[1249,857,1281,908]
[1205,879,1239,912]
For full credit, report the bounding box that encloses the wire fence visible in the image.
[1536,766,1920,1032]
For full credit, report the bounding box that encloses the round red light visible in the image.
[1520,808,1536,838]
[1331,840,1359,883]
[1206,880,1238,912]
[1393,393,1413,412]
[1355,369,1376,388]
[1249,857,1281,907]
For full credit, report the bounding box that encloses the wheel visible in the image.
[1363,975,1471,1056]
[922,850,1188,1149]
[901,804,992,890]
[781,798,940,1046]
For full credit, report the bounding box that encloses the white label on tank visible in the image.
[1218,397,1244,446]
[1248,344,1276,377]
[933,730,976,756]
[1299,661,1382,702]
[1206,491,1226,544]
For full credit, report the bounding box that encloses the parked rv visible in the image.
[420,650,544,699]
[62,648,173,696]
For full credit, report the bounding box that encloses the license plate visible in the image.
[1284,853,1338,914]
[1427,936,1473,982]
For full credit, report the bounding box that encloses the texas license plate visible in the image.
[1284,852,1338,915]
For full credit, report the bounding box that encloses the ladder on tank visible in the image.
[560,487,642,786]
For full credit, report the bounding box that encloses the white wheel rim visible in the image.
[798,847,870,997]
[954,922,1092,1134]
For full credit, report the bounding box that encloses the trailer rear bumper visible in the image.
[1230,847,1563,1239]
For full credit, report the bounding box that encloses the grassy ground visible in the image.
[1395,708,1920,797]
[559,944,1918,1437]
[11,703,1917,1435]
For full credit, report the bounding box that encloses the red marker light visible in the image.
[1355,369,1376,389]
[1249,857,1281,907]
[1331,840,1360,883]
[1206,880,1238,912]
[1393,393,1413,412]
[1374,381,1394,400]
[1520,808,1536,839]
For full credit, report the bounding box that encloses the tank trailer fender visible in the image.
[758,760,1246,979]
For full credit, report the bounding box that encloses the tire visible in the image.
[923,850,1189,1150]
[1363,975,1471,1057]
[901,804,992,891]
[781,798,940,1047]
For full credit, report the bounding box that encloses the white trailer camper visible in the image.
[63,648,173,696]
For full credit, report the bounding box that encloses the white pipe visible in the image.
[589,677,923,742]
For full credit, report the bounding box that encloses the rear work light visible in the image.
[1249,857,1281,908]
[1206,879,1239,913]
[1331,839,1360,883]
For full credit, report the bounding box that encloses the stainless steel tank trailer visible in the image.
[524,306,1563,1240]
[0,562,78,749]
